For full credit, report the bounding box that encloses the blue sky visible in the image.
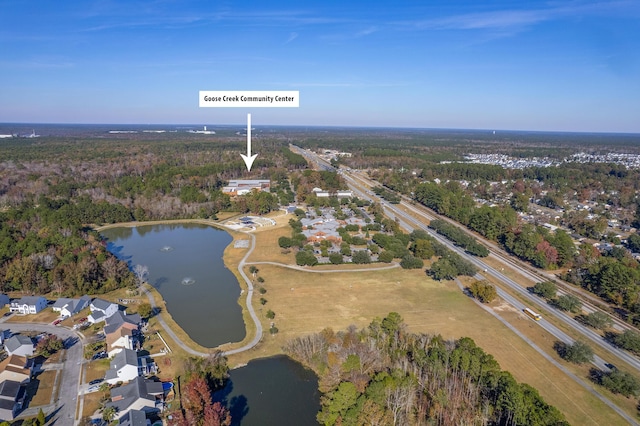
[1,0,639,132]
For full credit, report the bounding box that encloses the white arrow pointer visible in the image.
[240,113,258,171]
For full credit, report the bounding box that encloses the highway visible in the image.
[292,145,640,422]
[346,169,640,373]
[294,144,640,373]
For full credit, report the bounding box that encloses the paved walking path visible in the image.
[141,230,262,357]
[141,230,396,357]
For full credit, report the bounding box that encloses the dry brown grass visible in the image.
[82,391,103,418]
[90,218,634,424]
[225,262,630,426]
[29,369,57,406]
[84,358,110,383]
[7,308,58,324]
[244,220,295,264]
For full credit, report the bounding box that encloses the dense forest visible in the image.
[0,136,305,219]
[284,313,567,426]
[409,180,640,323]
[0,199,136,295]
[0,134,308,296]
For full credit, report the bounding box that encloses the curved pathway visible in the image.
[139,227,397,358]
[141,230,263,357]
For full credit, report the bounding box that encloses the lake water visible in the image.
[101,223,245,347]
[214,355,321,426]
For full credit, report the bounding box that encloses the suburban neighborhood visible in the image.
[0,292,172,425]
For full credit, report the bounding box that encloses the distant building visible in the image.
[311,188,352,198]
[222,180,271,196]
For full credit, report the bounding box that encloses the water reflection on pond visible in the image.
[214,355,321,426]
[102,224,245,348]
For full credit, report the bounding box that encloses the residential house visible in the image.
[105,311,142,335]
[118,409,150,426]
[88,298,120,324]
[105,349,140,385]
[105,312,142,356]
[105,348,156,385]
[4,336,34,357]
[106,327,136,357]
[107,377,164,419]
[52,295,92,318]
[9,296,47,315]
[0,380,22,421]
[0,355,32,385]
[0,295,9,308]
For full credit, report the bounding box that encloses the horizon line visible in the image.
[1,122,639,136]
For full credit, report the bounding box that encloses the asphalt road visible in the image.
[1,321,84,425]
[296,146,640,421]
[340,165,640,373]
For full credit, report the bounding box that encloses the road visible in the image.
[336,161,640,374]
[455,279,640,426]
[0,320,84,425]
[295,144,640,420]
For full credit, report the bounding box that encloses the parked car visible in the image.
[92,351,108,360]
[89,378,103,385]
[52,319,62,326]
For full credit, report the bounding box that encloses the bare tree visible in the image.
[133,264,149,286]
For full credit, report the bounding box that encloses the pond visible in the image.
[214,355,321,426]
[101,223,245,348]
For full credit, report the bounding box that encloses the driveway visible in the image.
[2,322,84,425]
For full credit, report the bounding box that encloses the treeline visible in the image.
[428,219,489,257]
[281,146,308,169]
[371,186,401,204]
[413,182,575,268]
[291,170,347,205]
[284,313,567,426]
[0,135,305,220]
[413,180,640,326]
[0,201,136,296]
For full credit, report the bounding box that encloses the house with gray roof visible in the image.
[0,380,22,421]
[104,348,156,385]
[4,335,34,357]
[118,409,150,426]
[107,377,164,419]
[52,295,91,318]
[9,296,47,315]
[88,298,120,324]
[105,311,143,357]
[0,295,9,308]
[105,349,140,385]
[104,311,142,335]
